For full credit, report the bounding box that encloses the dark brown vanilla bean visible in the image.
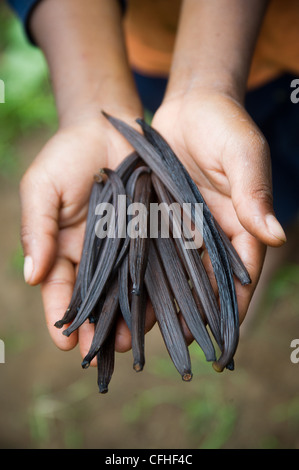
[81,151,140,297]
[54,180,102,329]
[81,178,104,300]
[129,172,152,295]
[145,241,192,381]
[130,289,147,372]
[154,232,216,362]
[63,169,126,337]
[113,166,151,273]
[54,279,82,329]
[55,152,139,331]
[117,167,151,331]
[151,174,222,351]
[80,156,138,298]
[97,326,116,394]
[129,172,152,371]
[214,219,251,286]
[118,254,131,330]
[81,275,119,368]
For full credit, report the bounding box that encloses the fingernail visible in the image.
[266,214,287,242]
[23,256,33,283]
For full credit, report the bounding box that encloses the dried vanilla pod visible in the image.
[214,219,251,286]
[117,166,151,331]
[154,231,216,362]
[145,241,193,381]
[129,171,152,372]
[81,274,119,369]
[112,165,150,273]
[62,168,126,337]
[97,325,116,394]
[54,179,103,329]
[118,254,131,330]
[54,152,139,331]
[151,173,223,351]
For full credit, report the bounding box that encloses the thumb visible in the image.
[225,135,286,247]
[20,170,59,285]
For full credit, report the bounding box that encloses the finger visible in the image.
[41,256,78,350]
[229,231,266,324]
[201,228,265,325]
[178,313,194,346]
[20,170,59,285]
[114,316,132,353]
[223,130,286,247]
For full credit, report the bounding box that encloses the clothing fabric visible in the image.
[7,0,42,41]
[6,0,127,42]
[124,0,299,91]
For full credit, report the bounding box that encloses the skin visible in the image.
[20,0,286,361]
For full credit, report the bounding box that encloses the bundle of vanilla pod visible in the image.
[54,113,251,394]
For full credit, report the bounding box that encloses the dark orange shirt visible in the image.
[124,0,299,89]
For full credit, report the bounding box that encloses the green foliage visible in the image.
[28,380,93,448]
[265,263,299,308]
[0,6,57,176]
[123,344,237,449]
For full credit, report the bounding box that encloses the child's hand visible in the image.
[20,115,154,360]
[152,89,286,329]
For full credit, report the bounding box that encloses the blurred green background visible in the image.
[0,3,299,449]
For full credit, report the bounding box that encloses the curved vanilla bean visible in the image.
[55,152,139,330]
[116,166,151,331]
[97,325,116,394]
[130,289,147,372]
[54,279,82,329]
[54,180,102,329]
[118,254,131,330]
[154,233,216,362]
[81,178,104,300]
[151,174,222,350]
[145,241,192,381]
[113,165,151,273]
[81,275,119,368]
[81,152,140,299]
[214,219,251,286]
[129,172,152,371]
[63,169,126,337]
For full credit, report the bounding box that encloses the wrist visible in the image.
[57,84,142,129]
[164,66,246,105]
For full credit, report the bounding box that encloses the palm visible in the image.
[152,93,267,322]
[23,121,134,356]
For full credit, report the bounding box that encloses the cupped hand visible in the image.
[20,114,155,361]
[151,89,286,333]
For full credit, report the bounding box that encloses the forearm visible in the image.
[29,0,142,127]
[166,0,268,102]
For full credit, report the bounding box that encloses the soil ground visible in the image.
[0,130,298,449]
